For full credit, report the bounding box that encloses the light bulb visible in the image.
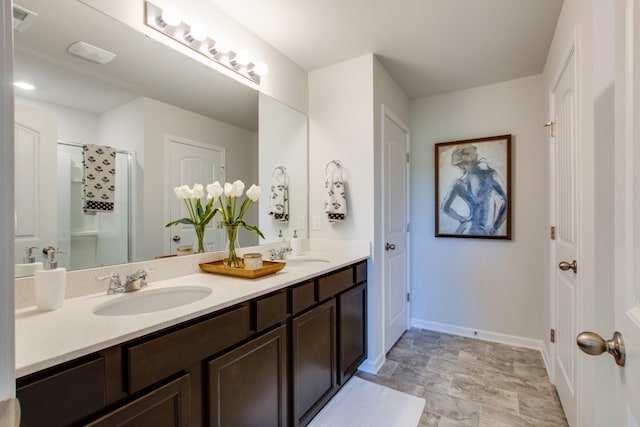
[187,22,207,42]
[234,51,251,66]
[161,5,182,27]
[252,61,268,77]
[214,38,231,54]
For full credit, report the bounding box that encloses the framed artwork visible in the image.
[435,134,512,239]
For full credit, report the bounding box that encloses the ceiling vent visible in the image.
[67,41,117,65]
[13,4,38,32]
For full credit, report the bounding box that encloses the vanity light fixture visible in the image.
[144,1,268,84]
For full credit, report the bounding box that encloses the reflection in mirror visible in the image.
[259,94,308,242]
[13,0,307,276]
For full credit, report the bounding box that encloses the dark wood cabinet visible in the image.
[291,299,337,427]
[207,324,287,427]
[17,356,106,427]
[337,282,366,385]
[86,374,191,427]
[16,260,367,427]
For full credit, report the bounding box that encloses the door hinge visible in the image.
[544,121,555,137]
[550,226,556,240]
[406,293,410,302]
[406,153,410,162]
[550,328,555,343]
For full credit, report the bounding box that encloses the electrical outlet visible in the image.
[313,215,321,231]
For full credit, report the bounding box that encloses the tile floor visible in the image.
[356,328,568,427]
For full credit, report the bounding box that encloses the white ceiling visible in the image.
[208,0,564,99]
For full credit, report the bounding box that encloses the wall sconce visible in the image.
[144,1,268,84]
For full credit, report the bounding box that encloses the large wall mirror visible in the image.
[13,0,307,276]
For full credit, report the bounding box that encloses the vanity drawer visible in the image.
[291,280,316,315]
[254,290,288,332]
[317,267,355,301]
[17,356,106,427]
[126,304,250,393]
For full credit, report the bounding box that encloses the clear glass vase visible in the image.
[193,224,207,254]
[225,223,241,267]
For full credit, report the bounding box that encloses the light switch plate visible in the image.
[313,215,321,230]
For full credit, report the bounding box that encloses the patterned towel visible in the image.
[324,168,347,223]
[82,144,117,213]
[268,172,289,223]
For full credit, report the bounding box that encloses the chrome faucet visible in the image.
[268,247,292,260]
[96,273,125,295]
[97,269,152,294]
[124,268,152,292]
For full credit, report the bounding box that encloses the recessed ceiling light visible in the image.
[67,41,116,65]
[14,81,35,90]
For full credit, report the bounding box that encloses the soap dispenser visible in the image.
[34,247,66,311]
[15,246,44,277]
[290,230,303,256]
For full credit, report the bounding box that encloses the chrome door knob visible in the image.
[576,331,625,366]
[385,243,396,251]
[172,235,181,242]
[559,260,577,273]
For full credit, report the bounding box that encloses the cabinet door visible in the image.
[291,299,337,427]
[86,374,190,427]
[207,325,287,427]
[337,283,367,385]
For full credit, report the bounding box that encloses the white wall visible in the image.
[308,53,410,371]
[410,75,548,344]
[79,0,308,114]
[142,97,257,261]
[0,0,14,399]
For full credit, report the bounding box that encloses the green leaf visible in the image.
[165,218,196,227]
[239,220,265,239]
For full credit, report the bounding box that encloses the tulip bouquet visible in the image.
[166,180,264,266]
[166,183,217,253]
[211,180,264,267]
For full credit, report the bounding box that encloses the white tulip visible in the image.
[174,185,191,199]
[224,182,233,196]
[207,181,223,199]
[231,180,245,197]
[192,183,205,199]
[246,184,261,201]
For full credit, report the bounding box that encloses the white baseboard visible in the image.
[411,318,546,353]
[358,351,386,374]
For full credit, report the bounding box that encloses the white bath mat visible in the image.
[308,376,425,427]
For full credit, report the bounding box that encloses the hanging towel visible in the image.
[324,164,347,223]
[82,144,117,213]
[268,168,289,223]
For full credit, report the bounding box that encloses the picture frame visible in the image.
[435,134,512,239]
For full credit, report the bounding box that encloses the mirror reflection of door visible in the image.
[168,137,225,255]
[14,103,58,269]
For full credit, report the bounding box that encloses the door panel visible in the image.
[552,49,578,426]
[169,137,224,253]
[383,108,409,352]
[14,103,58,265]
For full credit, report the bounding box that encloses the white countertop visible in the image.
[15,247,369,378]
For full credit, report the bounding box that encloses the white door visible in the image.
[551,49,579,426]
[609,1,640,423]
[383,106,410,352]
[168,137,225,254]
[14,103,58,265]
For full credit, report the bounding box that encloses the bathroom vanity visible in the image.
[15,248,368,427]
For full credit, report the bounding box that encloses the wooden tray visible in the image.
[199,259,285,279]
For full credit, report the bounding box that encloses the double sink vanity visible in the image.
[14,241,369,426]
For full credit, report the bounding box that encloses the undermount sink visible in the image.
[283,256,331,267]
[93,286,212,316]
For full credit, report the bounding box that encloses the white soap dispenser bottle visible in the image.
[290,229,303,256]
[34,247,66,311]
